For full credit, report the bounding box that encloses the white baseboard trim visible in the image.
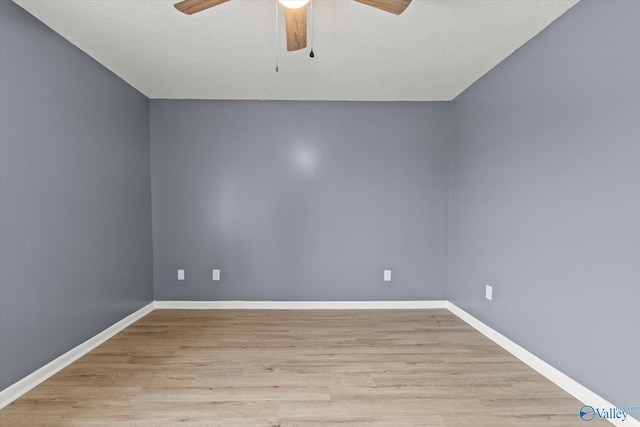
[446,302,637,427]
[0,302,155,410]
[154,300,448,310]
[3,300,634,426]
[0,299,446,408]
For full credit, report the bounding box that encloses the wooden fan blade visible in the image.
[174,0,230,15]
[284,5,307,51]
[354,0,412,15]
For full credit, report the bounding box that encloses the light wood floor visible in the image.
[0,309,604,426]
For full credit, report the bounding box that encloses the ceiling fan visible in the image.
[173,0,412,51]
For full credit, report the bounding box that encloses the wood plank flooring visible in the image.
[0,309,604,426]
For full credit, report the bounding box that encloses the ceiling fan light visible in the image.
[278,0,309,9]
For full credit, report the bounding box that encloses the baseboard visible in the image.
[446,302,638,427]
[3,300,634,427]
[0,302,155,410]
[0,299,446,408]
[154,300,448,310]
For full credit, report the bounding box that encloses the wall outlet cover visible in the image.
[485,284,493,300]
[383,270,392,281]
[178,269,185,281]
[212,269,221,281]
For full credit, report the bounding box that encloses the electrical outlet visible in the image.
[212,269,221,281]
[177,269,185,281]
[485,284,493,301]
[383,270,392,282]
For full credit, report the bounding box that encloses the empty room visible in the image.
[0,0,638,425]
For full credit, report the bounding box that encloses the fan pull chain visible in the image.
[309,0,315,58]
[275,0,279,72]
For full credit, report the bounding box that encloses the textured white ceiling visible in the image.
[13,0,579,101]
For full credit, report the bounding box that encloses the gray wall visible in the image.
[151,100,450,301]
[0,1,153,390]
[448,0,639,408]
